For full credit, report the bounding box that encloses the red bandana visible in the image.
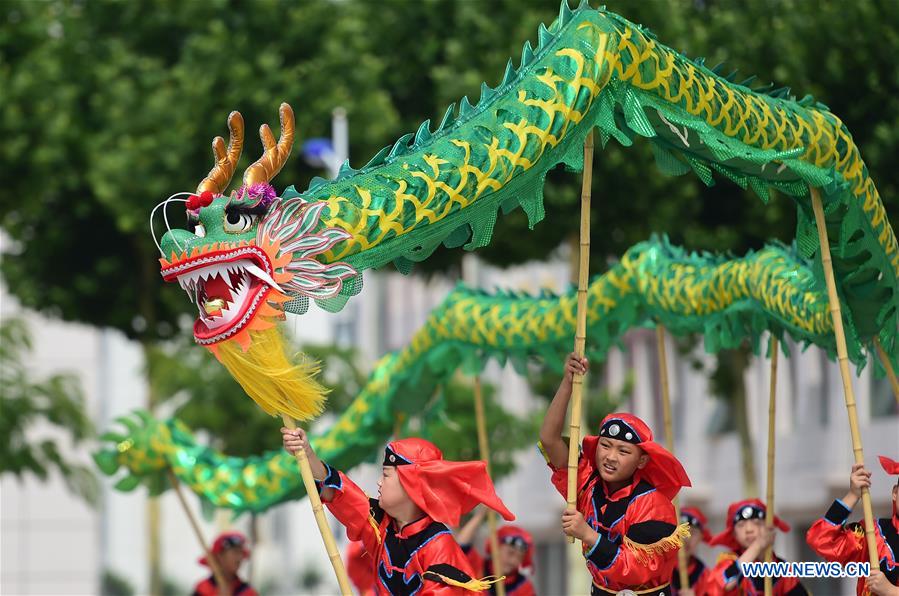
[386,438,515,527]
[484,525,534,574]
[879,455,899,476]
[198,531,249,566]
[709,499,790,551]
[681,506,712,544]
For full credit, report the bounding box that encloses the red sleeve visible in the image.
[461,544,484,577]
[510,578,536,596]
[419,533,481,595]
[585,489,682,587]
[318,463,383,555]
[698,553,741,594]
[775,576,810,595]
[546,450,593,504]
[239,586,259,596]
[805,500,866,565]
[191,579,215,596]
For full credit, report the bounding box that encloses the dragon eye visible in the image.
[223,211,258,234]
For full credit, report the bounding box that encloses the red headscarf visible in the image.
[681,506,712,544]
[484,525,535,574]
[879,455,899,476]
[582,413,691,500]
[709,499,790,551]
[198,531,249,566]
[386,438,515,527]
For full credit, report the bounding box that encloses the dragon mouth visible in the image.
[160,245,284,345]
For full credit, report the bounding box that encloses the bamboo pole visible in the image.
[166,469,231,596]
[280,415,353,595]
[393,412,406,439]
[873,337,899,407]
[566,130,594,543]
[810,188,879,567]
[763,337,779,596]
[473,377,506,596]
[655,325,689,590]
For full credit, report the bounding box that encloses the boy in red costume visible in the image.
[699,499,808,595]
[282,429,514,594]
[457,508,536,595]
[191,531,258,596]
[672,506,712,595]
[806,455,899,596]
[539,353,691,595]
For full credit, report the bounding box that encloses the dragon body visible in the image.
[103,238,846,513]
[139,2,898,500]
[158,2,896,377]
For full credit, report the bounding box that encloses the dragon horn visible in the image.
[197,111,245,194]
[242,103,295,187]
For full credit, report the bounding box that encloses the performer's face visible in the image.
[595,437,648,484]
[377,465,407,511]
[497,543,526,575]
[685,526,703,555]
[218,547,244,576]
[733,519,765,549]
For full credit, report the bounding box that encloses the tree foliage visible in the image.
[0,317,98,503]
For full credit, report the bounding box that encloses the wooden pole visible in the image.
[566,130,594,543]
[874,337,899,408]
[166,469,231,596]
[810,188,879,567]
[473,377,506,595]
[393,412,406,439]
[655,325,689,590]
[763,337,779,596]
[280,415,353,595]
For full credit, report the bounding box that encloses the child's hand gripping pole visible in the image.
[280,414,353,595]
[566,130,594,544]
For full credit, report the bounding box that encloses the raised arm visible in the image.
[539,353,588,469]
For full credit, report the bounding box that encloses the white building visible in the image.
[2,247,897,595]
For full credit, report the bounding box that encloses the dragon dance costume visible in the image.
[316,438,513,595]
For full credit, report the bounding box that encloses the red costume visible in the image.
[191,532,258,596]
[671,506,712,595]
[698,499,808,595]
[805,455,899,595]
[544,413,691,595]
[347,540,376,596]
[462,525,536,596]
[318,438,514,595]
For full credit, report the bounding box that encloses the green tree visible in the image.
[0,317,98,504]
[1,2,401,590]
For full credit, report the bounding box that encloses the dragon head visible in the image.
[157,104,357,352]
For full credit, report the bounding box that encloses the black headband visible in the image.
[383,445,412,466]
[681,512,703,529]
[501,535,529,552]
[598,419,642,444]
[733,505,766,525]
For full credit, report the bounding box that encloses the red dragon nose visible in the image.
[186,190,215,211]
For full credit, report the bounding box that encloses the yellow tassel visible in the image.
[716,551,738,565]
[368,516,382,545]
[425,573,504,592]
[623,522,691,565]
[216,328,327,421]
[537,440,551,464]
